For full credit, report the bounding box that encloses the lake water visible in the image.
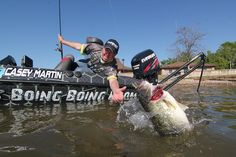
[0,83,236,157]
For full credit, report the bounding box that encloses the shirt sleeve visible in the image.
[80,44,87,55]
[104,65,118,80]
[107,75,117,80]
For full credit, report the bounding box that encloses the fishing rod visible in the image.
[57,0,63,59]
[160,52,206,91]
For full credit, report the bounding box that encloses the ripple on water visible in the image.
[0,84,235,156]
[0,145,35,153]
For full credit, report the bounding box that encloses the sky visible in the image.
[0,0,236,68]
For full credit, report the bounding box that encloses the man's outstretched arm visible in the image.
[108,77,126,103]
[58,34,84,51]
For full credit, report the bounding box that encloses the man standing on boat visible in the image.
[57,35,126,104]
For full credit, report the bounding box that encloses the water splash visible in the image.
[117,99,154,131]
[185,105,212,127]
[117,98,211,134]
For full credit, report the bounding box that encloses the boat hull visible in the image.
[0,65,137,106]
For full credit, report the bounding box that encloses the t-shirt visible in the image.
[80,43,118,80]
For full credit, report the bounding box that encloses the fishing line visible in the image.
[108,0,117,35]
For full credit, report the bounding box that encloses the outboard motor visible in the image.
[131,49,160,84]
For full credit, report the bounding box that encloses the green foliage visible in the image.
[162,41,236,69]
[206,51,228,69]
[206,42,236,69]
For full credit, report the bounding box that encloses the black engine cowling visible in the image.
[131,49,160,84]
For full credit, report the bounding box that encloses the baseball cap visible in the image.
[104,39,119,55]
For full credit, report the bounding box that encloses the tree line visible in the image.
[161,27,236,69]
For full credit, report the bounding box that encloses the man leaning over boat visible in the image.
[57,35,126,104]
